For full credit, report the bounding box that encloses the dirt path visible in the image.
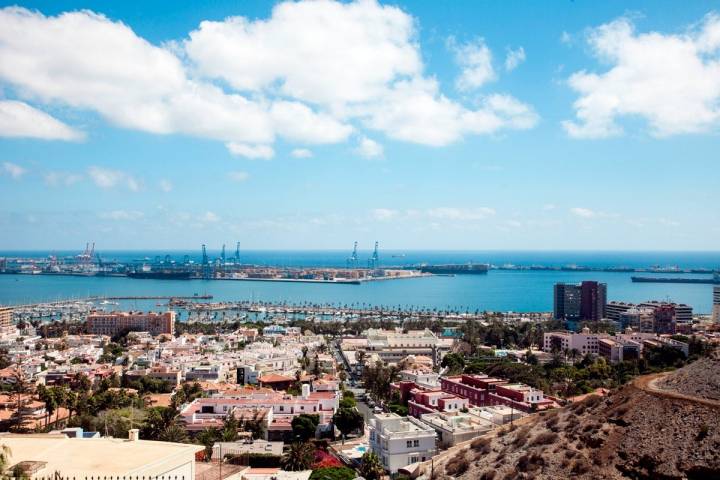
[632,372,720,409]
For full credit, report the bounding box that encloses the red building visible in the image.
[439,374,553,413]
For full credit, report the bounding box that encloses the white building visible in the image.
[713,286,720,323]
[362,329,452,366]
[542,327,601,356]
[0,431,202,478]
[368,413,437,474]
[400,369,439,389]
[418,411,493,448]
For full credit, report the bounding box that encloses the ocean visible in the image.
[1,250,718,313]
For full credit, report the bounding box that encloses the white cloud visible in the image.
[2,161,26,179]
[371,208,399,221]
[98,210,144,221]
[183,1,536,146]
[185,0,421,106]
[450,37,496,91]
[543,203,556,211]
[226,142,274,160]
[560,31,572,44]
[228,171,250,182]
[357,136,383,158]
[427,207,496,220]
[360,79,538,146]
[564,14,720,138]
[570,207,596,218]
[504,46,526,71]
[270,101,352,144]
[201,211,220,223]
[0,100,83,140]
[158,179,173,192]
[291,148,313,158]
[44,171,82,186]
[87,166,139,190]
[0,2,538,152]
[0,8,274,145]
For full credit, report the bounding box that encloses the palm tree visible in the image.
[158,424,189,443]
[0,444,11,472]
[281,442,315,471]
[358,451,384,480]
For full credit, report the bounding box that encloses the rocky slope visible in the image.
[656,351,720,401]
[427,364,720,479]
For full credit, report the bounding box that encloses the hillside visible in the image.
[656,351,720,402]
[426,361,720,480]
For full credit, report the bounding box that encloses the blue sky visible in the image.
[0,0,718,250]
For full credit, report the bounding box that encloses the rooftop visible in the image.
[0,434,203,476]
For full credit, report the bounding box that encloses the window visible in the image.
[407,440,412,448]
[279,406,284,411]
[413,440,419,447]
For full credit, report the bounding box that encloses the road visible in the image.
[632,372,720,409]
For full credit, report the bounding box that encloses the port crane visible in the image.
[201,244,211,279]
[234,242,240,264]
[347,241,358,269]
[369,241,380,269]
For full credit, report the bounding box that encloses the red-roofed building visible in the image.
[258,374,294,391]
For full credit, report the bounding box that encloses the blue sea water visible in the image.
[1,250,718,313]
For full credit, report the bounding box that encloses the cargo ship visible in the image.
[419,263,489,274]
[127,270,192,280]
[631,273,719,285]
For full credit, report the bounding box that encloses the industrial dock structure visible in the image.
[0,242,429,284]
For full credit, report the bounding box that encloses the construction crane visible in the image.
[347,241,358,269]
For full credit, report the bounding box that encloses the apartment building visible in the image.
[361,329,452,366]
[180,384,339,440]
[544,329,689,363]
[408,389,469,417]
[86,311,175,337]
[440,374,550,413]
[0,307,13,336]
[619,308,656,332]
[597,338,641,363]
[554,281,606,321]
[418,411,493,448]
[714,286,720,323]
[543,328,601,356]
[368,413,437,474]
[607,301,693,333]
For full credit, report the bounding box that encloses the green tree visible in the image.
[332,407,363,442]
[141,406,177,440]
[358,451,384,480]
[281,442,315,471]
[291,414,319,441]
[222,413,239,442]
[440,352,465,374]
[195,427,220,461]
[309,467,356,480]
[158,424,189,443]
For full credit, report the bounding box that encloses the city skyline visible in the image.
[1,0,719,250]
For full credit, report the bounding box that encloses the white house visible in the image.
[368,413,437,474]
